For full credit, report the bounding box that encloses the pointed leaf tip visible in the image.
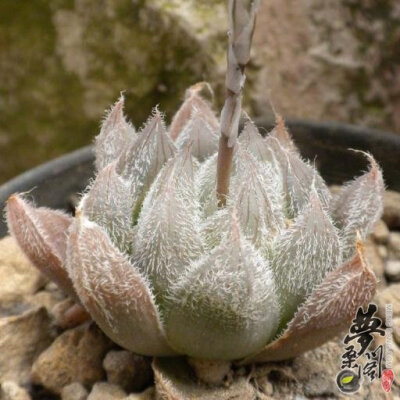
[79,162,134,253]
[116,107,176,197]
[233,149,285,248]
[170,83,218,141]
[6,194,76,299]
[333,152,384,261]
[282,151,331,217]
[175,113,219,161]
[95,95,136,170]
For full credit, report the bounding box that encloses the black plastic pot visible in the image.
[0,120,399,238]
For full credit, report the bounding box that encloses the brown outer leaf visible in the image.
[239,240,377,364]
[6,194,77,299]
[67,216,177,356]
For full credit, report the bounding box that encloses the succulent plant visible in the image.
[6,0,384,369]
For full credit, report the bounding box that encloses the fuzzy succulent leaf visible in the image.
[282,150,331,217]
[165,213,280,360]
[79,163,134,253]
[271,188,342,326]
[196,153,220,218]
[95,95,135,170]
[175,113,219,162]
[133,149,203,303]
[269,114,298,153]
[116,108,176,201]
[332,153,384,261]
[233,149,285,249]
[6,195,76,299]
[67,216,176,356]
[201,208,231,251]
[241,240,376,363]
[239,122,282,179]
[169,83,218,141]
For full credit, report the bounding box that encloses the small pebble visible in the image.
[254,376,273,396]
[103,350,152,392]
[61,382,88,400]
[383,190,400,229]
[372,220,389,244]
[375,284,400,321]
[377,245,388,259]
[125,387,154,400]
[31,323,111,394]
[385,260,400,282]
[0,381,31,400]
[388,232,400,257]
[87,382,126,400]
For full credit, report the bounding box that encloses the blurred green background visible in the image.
[1,0,399,183]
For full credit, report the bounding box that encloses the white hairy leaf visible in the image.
[165,212,280,360]
[242,241,376,363]
[116,108,176,201]
[233,149,285,250]
[67,217,176,356]
[195,153,219,218]
[169,83,218,141]
[95,94,136,170]
[175,113,219,161]
[269,114,298,153]
[133,149,203,302]
[201,208,230,251]
[79,163,134,253]
[239,121,281,171]
[282,150,331,217]
[332,152,384,261]
[272,188,342,326]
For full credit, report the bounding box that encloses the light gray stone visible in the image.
[388,232,400,257]
[0,237,46,304]
[0,381,31,400]
[377,245,388,260]
[385,260,400,282]
[87,383,126,400]
[124,387,154,400]
[372,220,390,244]
[61,382,89,400]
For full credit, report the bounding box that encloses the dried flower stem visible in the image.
[217,0,260,206]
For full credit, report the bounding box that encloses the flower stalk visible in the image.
[217,0,260,206]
